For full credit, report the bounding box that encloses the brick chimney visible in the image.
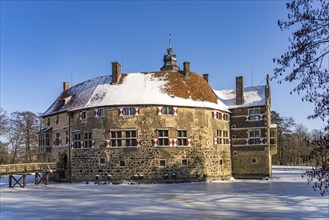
[63,82,70,91]
[111,62,121,84]
[203,74,209,83]
[236,76,244,105]
[183,61,190,77]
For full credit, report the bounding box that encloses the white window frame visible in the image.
[248,108,260,121]
[177,129,188,146]
[111,129,138,147]
[157,129,169,146]
[73,132,81,148]
[249,130,261,145]
[162,107,173,116]
[215,129,229,145]
[84,132,92,148]
[123,107,136,116]
[99,157,107,165]
[159,159,166,167]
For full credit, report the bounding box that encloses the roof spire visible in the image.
[169,33,172,49]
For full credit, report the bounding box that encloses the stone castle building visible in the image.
[38,46,277,182]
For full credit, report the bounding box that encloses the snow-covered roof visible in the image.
[214,85,266,109]
[43,72,229,116]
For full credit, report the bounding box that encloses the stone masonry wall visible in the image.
[48,106,232,182]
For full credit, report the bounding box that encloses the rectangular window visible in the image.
[182,159,187,166]
[159,159,166,167]
[248,109,260,121]
[157,129,169,146]
[119,160,126,167]
[84,132,92,148]
[162,107,173,116]
[39,134,49,147]
[66,131,69,145]
[111,130,137,147]
[216,112,222,120]
[177,130,188,146]
[45,133,50,146]
[73,132,81,148]
[223,114,229,121]
[80,111,86,120]
[99,157,106,165]
[219,159,223,165]
[249,130,261,144]
[47,118,50,126]
[97,108,104,117]
[55,133,60,146]
[123,107,136,116]
[215,130,229,145]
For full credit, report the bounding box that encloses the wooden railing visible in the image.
[0,162,57,176]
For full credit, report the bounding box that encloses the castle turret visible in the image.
[160,34,180,72]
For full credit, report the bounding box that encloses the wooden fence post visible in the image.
[35,173,39,185]
[9,175,12,188]
[23,174,26,187]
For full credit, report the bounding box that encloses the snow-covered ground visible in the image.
[0,166,328,220]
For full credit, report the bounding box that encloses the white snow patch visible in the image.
[215,85,266,109]
[85,73,228,111]
[1,166,328,220]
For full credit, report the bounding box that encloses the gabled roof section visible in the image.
[42,72,229,117]
[214,85,266,109]
[43,75,111,116]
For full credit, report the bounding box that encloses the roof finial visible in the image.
[169,33,172,49]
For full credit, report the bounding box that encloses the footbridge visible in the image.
[0,162,57,188]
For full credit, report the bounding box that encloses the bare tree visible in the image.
[0,108,10,164]
[271,111,296,165]
[9,111,40,163]
[303,131,329,196]
[273,0,329,129]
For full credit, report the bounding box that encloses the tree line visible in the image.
[271,110,328,166]
[0,108,40,164]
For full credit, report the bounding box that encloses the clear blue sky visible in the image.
[0,0,326,131]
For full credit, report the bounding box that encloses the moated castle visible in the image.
[38,46,277,182]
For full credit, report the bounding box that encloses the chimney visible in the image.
[183,61,190,77]
[236,76,244,105]
[63,82,70,91]
[203,74,209,83]
[111,62,121,84]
